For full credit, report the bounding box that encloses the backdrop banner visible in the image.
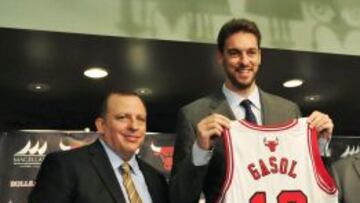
[0,130,174,203]
[0,130,358,203]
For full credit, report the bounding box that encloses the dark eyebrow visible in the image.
[226,47,259,53]
[227,48,241,52]
[226,48,241,54]
[247,48,259,52]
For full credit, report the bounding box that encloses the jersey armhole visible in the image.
[308,127,338,194]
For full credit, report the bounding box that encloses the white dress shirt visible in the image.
[100,139,153,203]
[222,84,262,123]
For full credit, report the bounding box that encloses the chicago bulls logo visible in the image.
[150,141,174,172]
[263,137,279,152]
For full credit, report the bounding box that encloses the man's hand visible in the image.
[307,111,334,139]
[196,113,230,150]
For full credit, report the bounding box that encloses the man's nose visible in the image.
[239,53,251,66]
[128,118,140,130]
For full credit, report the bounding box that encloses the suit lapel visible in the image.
[260,89,287,125]
[210,91,236,120]
[259,89,273,125]
[137,158,158,202]
[88,140,126,203]
[352,153,360,177]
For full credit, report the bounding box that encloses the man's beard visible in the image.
[224,68,256,90]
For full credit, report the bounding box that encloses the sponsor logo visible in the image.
[263,137,279,152]
[59,137,94,151]
[13,140,47,168]
[59,139,72,151]
[9,180,36,188]
[150,141,174,172]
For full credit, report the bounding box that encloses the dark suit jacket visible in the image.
[170,89,301,203]
[331,153,360,203]
[29,140,169,203]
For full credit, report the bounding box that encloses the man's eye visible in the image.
[247,49,258,56]
[228,52,239,58]
[138,117,146,122]
[115,115,126,120]
[228,51,238,55]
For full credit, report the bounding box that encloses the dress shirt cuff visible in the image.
[318,137,329,156]
[192,142,213,166]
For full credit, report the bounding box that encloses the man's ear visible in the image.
[95,117,105,133]
[258,48,262,65]
[215,50,224,66]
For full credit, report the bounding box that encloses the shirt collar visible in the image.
[222,84,261,111]
[99,138,140,175]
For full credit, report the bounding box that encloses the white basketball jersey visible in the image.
[215,118,338,203]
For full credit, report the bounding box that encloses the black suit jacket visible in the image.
[29,140,169,203]
[170,89,301,203]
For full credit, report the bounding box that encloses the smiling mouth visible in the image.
[236,68,253,74]
[124,135,141,142]
[237,67,252,72]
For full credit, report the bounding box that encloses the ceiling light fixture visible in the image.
[304,95,321,102]
[283,79,304,88]
[135,87,152,96]
[84,67,108,79]
[27,83,50,92]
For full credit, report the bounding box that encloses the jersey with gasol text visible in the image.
[215,118,338,203]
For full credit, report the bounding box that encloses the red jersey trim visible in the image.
[214,129,234,203]
[239,118,298,132]
[307,127,338,194]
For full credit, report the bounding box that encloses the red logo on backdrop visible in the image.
[150,141,174,172]
[263,137,279,152]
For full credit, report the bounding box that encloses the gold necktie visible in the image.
[120,162,143,203]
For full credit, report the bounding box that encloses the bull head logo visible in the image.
[263,137,279,152]
[150,141,174,172]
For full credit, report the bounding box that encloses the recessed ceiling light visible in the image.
[84,67,108,79]
[27,83,50,92]
[135,87,152,96]
[283,79,304,88]
[304,95,321,102]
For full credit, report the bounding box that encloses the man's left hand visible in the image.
[307,111,333,140]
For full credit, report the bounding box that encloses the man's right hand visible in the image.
[196,113,230,150]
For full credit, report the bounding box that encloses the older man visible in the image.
[29,92,168,203]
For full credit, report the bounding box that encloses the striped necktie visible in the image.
[120,162,143,203]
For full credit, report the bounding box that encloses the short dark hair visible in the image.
[98,91,145,118]
[217,18,261,53]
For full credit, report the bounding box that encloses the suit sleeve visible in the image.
[330,162,343,202]
[170,109,208,203]
[28,153,74,203]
